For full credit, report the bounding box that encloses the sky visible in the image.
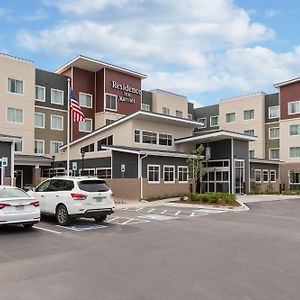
[1,0,300,107]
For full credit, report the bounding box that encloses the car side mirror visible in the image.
[31,187,36,192]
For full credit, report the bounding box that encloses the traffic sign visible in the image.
[72,161,78,171]
[1,157,8,167]
[121,164,126,173]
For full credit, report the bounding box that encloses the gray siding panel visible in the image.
[112,152,138,178]
[193,104,219,130]
[142,90,153,111]
[250,162,279,179]
[265,93,279,123]
[0,141,11,176]
[205,140,231,160]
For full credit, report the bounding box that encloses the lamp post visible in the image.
[52,155,55,177]
[81,150,85,176]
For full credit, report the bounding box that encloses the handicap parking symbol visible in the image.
[57,223,107,232]
[137,214,177,221]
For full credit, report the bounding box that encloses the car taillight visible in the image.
[0,203,11,209]
[30,201,40,207]
[111,192,114,198]
[71,193,87,200]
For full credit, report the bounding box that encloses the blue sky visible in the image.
[1,0,300,107]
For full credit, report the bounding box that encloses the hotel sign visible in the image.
[111,80,141,104]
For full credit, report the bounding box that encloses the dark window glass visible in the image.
[78,180,109,192]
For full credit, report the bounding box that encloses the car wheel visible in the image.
[94,215,107,223]
[56,205,69,226]
[23,223,34,230]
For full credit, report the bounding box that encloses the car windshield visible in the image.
[0,187,31,198]
[78,180,109,192]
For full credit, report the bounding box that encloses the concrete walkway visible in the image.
[237,194,300,203]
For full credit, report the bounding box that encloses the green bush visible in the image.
[282,189,300,195]
[184,192,237,205]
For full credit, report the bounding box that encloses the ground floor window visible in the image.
[270,170,276,182]
[255,169,261,182]
[42,168,65,178]
[163,166,175,183]
[96,168,112,179]
[263,170,269,182]
[178,166,188,183]
[289,171,300,189]
[80,168,95,176]
[147,165,160,183]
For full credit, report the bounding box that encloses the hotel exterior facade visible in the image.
[1,52,297,198]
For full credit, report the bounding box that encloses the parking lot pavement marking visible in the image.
[123,208,128,211]
[175,210,181,216]
[57,224,107,232]
[194,209,226,214]
[190,212,196,217]
[135,207,143,211]
[106,217,120,223]
[33,226,62,235]
[127,219,151,225]
[120,218,135,225]
[161,210,168,214]
[147,208,155,213]
[137,214,178,221]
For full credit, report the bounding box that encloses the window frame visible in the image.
[51,88,64,105]
[35,112,45,129]
[289,147,300,159]
[243,109,255,121]
[51,114,64,131]
[269,148,280,160]
[176,110,183,118]
[178,166,188,183]
[34,139,45,155]
[244,129,255,137]
[268,105,279,119]
[8,78,24,95]
[96,168,112,179]
[288,101,300,115]
[270,170,276,183]
[162,107,171,115]
[269,127,280,139]
[79,118,93,133]
[6,107,24,124]
[79,92,93,108]
[289,124,300,136]
[141,103,150,111]
[210,115,219,127]
[198,117,207,128]
[35,85,46,102]
[105,93,117,111]
[147,164,160,184]
[254,169,261,182]
[263,170,269,183]
[50,141,64,154]
[163,165,175,184]
[15,139,23,153]
[225,112,236,123]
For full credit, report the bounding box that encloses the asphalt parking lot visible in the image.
[1,199,300,300]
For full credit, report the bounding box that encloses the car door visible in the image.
[44,179,66,214]
[34,180,52,212]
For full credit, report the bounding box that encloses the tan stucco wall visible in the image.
[280,118,300,163]
[280,163,300,188]
[106,178,140,201]
[94,111,125,129]
[219,93,265,158]
[152,90,189,119]
[250,180,280,193]
[0,54,35,154]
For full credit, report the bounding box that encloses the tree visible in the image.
[187,144,208,194]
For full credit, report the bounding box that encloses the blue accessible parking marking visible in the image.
[194,209,226,214]
[57,223,107,232]
[137,214,178,221]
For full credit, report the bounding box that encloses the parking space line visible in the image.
[175,210,181,216]
[190,212,195,217]
[121,218,135,225]
[147,208,155,213]
[161,210,167,214]
[106,217,120,223]
[34,226,62,235]
[123,208,128,211]
[135,208,143,211]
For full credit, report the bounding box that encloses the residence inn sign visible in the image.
[111,80,142,104]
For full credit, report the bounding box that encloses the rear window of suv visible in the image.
[78,180,109,192]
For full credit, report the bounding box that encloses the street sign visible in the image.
[1,157,8,167]
[121,164,126,173]
[72,162,78,171]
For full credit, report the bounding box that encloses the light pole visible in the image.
[81,150,85,176]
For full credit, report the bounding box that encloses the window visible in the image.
[79,92,92,108]
[8,78,23,94]
[289,171,300,187]
[97,135,113,151]
[269,127,279,139]
[163,166,175,183]
[158,133,172,146]
[35,140,44,154]
[35,112,45,128]
[269,105,279,119]
[51,89,64,105]
[50,141,63,154]
[176,110,183,118]
[255,169,261,182]
[35,85,45,102]
[288,101,300,115]
[142,131,157,144]
[105,119,115,125]
[80,169,95,176]
[210,115,218,127]
[96,168,112,179]
[290,147,300,159]
[134,130,140,143]
[81,143,95,153]
[269,148,280,160]
[289,124,300,136]
[198,118,206,127]
[244,109,254,120]
[244,129,255,137]
[79,119,92,132]
[270,170,276,182]
[178,166,188,183]
[249,150,255,158]
[15,140,23,152]
[142,103,150,111]
[263,170,269,182]
[105,94,117,111]
[51,115,63,131]
[7,107,23,124]
[188,114,193,120]
[226,112,235,123]
[162,107,170,115]
[147,165,160,183]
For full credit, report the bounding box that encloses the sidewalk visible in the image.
[237,194,300,204]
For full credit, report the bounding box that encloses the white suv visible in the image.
[28,177,115,225]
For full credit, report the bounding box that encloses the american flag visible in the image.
[70,90,85,122]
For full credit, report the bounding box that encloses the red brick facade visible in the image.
[280,81,300,120]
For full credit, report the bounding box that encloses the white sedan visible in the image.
[0,186,40,229]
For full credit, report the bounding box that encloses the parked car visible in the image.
[27,177,115,226]
[0,186,40,229]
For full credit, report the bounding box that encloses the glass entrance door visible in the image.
[235,160,245,194]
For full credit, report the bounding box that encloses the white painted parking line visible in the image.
[121,218,135,225]
[147,208,155,213]
[34,226,62,235]
[128,219,151,225]
[106,217,120,223]
[123,208,128,211]
[175,210,181,216]
[161,210,167,214]
[135,207,143,211]
[190,212,195,217]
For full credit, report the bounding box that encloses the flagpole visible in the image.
[67,78,71,177]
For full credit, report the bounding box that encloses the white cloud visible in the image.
[265,9,281,18]
[22,9,48,21]
[17,0,300,102]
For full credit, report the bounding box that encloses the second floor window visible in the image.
[79,92,92,108]
[97,135,113,151]
[269,127,279,139]
[51,115,63,131]
[8,78,23,94]
[162,107,170,115]
[288,101,300,115]
[269,106,279,119]
[35,113,45,128]
[79,119,92,132]
[34,140,44,154]
[244,109,254,120]
[142,103,150,111]
[244,129,255,137]
[176,110,183,118]
[226,112,235,123]
[210,116,218,127]
[105,94,117,110]
[35,85,45,101]
[269,148,280,160]
[51,141,63,154]
[15,140,23,152]
[7,107,23,124]
[51,89,64,105]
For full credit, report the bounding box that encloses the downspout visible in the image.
[10,141,15,186]
[139,153,149,201]
[231,138,234,194]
